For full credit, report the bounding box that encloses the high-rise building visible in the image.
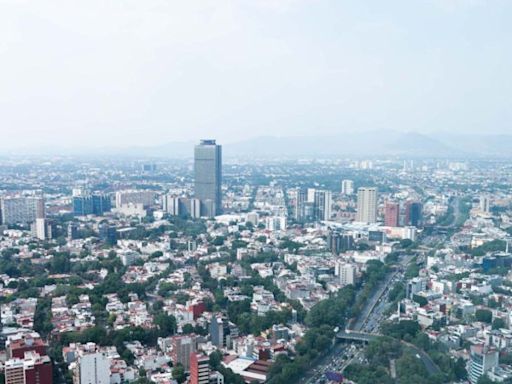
[74,352,110,384]
[313,190,332,221]
[162,195,180,216]
[68,223,80,240]
[194,139,222,217]
[0,197,44,225]
[190,353,210,384]
[405,201,422,227]
[99,224,117,246]
[335,262,356,285]
[210,314,238,349]
[341,180,354,195]
[480,196,491,213]
[32,218,52,240]
[384,202,400,227]
[306,188,316,203]
[170,335,196,370]
[163,196,201,219]
[115,190,156,208]
[469,345,498,384]
[294,188,307,222]
[356,188,378,223]
[327,230,354,254]
[73,194,111,216]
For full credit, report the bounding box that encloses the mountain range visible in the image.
[4,131,512,159]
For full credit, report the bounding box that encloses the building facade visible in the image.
[194,140,222,217]
[356,187,378,223]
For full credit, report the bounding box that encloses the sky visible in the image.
[0,0,511,150]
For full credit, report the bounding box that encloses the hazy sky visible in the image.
[1,0,511,149]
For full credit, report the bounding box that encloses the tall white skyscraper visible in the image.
[341,180,354,195]
[356,187,378,223]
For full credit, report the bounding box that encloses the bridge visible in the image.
[336,331,441,376]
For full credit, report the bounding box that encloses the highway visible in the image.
[299,254,412,384]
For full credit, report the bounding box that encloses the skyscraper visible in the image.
[405,201,423,227]
[294,188,307,222]
[313,190,332,221]
[384,201,400,227]
[356,187,378,223]
[341,180,354,195]
[194,140,222,217]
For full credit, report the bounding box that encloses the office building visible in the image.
[170,335,196,370]
[0,197,44,225]
[405,201,422,227]
[190,353,210,384]
[194,139,222,217]
[384,202,400,227]
[469,344,498,384]
[327,229,354,254]
[73,194,111,216]
[115,190,156,208]
[480,196,491,213]
[356,187,378,223]
[210,314,238,349]
[341,180,354,195]
[294,188,307,222]
[99,224,117,246]
[406,277,428,299]
[313,190,332,221]
[74,352,110,384]
[68,223,80,240]
[163,196,201,219]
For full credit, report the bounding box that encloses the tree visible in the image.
[475,309,492,324]
[172,364,186,384]
[492,317,506,330]
[182,323,194,334]
[154,313,177,337]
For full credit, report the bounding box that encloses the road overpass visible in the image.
[336,331,441,376]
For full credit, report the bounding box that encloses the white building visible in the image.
[356,187,378,223]
[469,345,498,384]
[75,352,110,384]
[341,180,354,195]
[115,190,156,208]
[335,262,356,285]
[33,218,51,240]
[265,216,287,231]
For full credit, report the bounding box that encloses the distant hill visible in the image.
[5,131,512,159]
